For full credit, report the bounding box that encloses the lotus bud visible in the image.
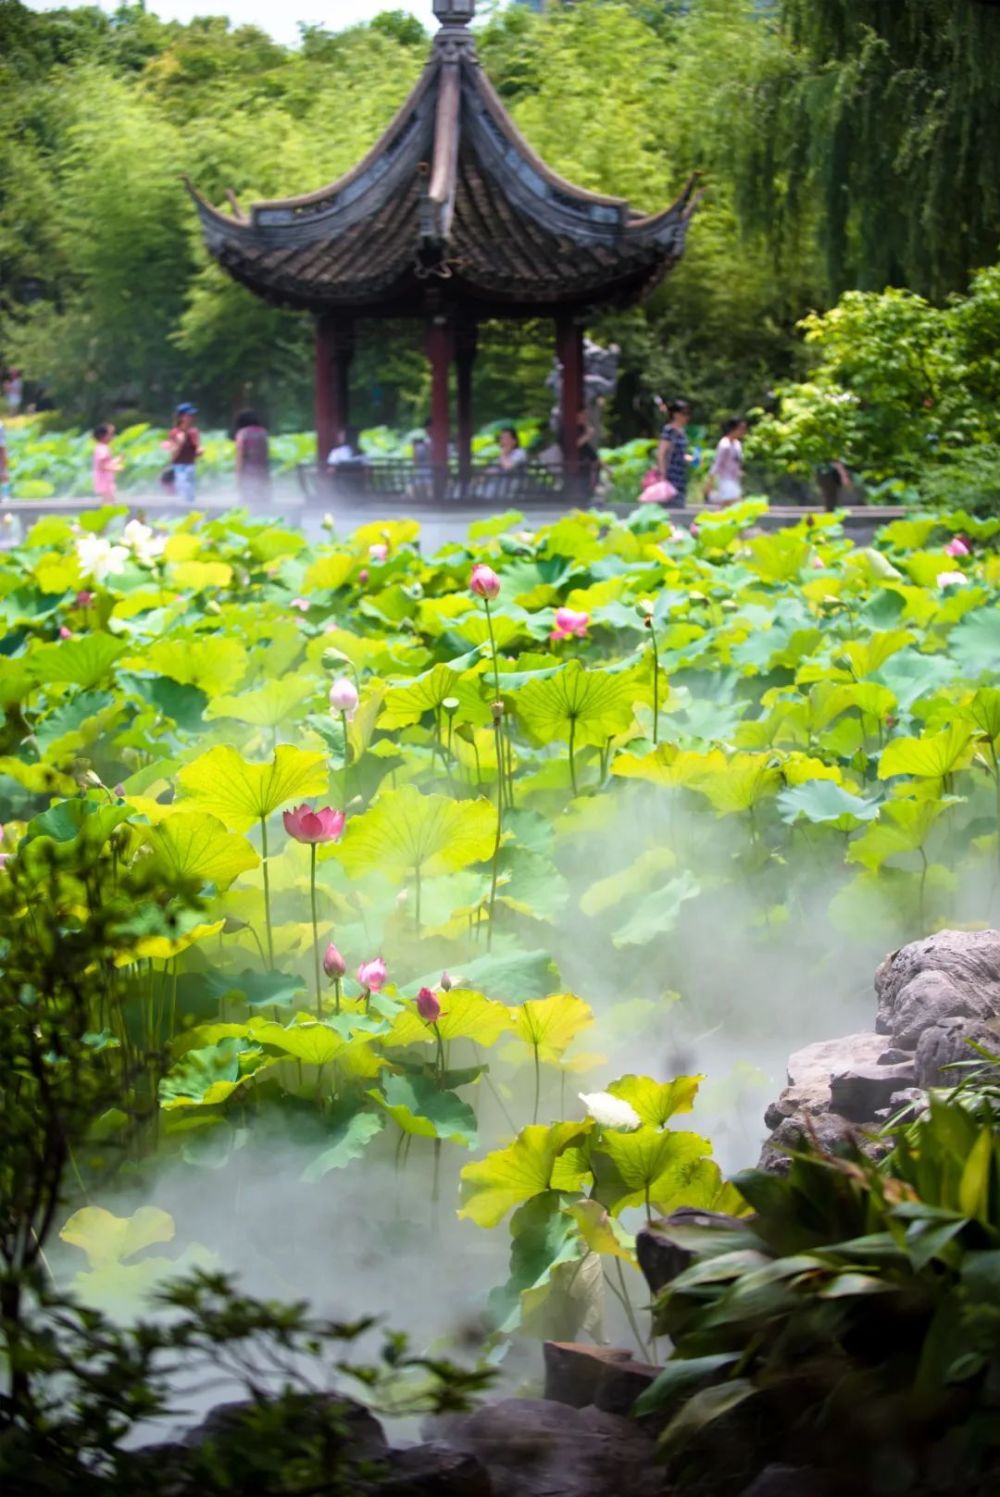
[442,696,460,717]
[357,956,387,992]
[323,942,346,979]
[369,543,388,562]
[59,626,72,640]
[329,677,359,718]
[416,987,441,1023]
[358,568,369,585]
[490,700,504,722]
[470,563,501,600]
[440,971,454,991]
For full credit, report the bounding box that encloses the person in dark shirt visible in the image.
[164,403,203,502]
[657,398,692,504]
[234,408,271,504]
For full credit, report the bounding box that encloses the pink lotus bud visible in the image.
[329,677,359,719]
[470,563,501,600]
[369,543,388,562]
[113,783,125,797]
[945,536,970,557]
[290,597,310,613]
[75,590,94,608]
[357,956,387,992]
[282,804,346,844]
[440,970,453,991]
[416,987,441,1023]
[323,942,346,979]
[550,607,589,642]
[358,568,369,585]
[59,626,73,640]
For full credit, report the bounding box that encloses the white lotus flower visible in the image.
[75,534,128,584]
[936,570,968,589]
[122,519,166,565]
[579,1090,641,1131]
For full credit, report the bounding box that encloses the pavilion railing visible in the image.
[296,459,594,505]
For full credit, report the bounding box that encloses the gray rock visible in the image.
[379,1443,494,1496]
[430,1397,664,1497]
[875,930,1000,1036]
[914,1016,1000,1088]
[181,1393,387,1460]
[828,1061,917,1121]
[736,1466,835,1497]
[542,1342,634,1409]
[636,1209,748,1294]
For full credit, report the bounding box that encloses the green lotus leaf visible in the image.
[689,754,782,815]
[401,949,559,1003]
[137,638,248,698]
[176,967,306,1012]
[565,1198,636,1264]
[964,686,1000,745]
[607,1074,703,1129]
[26,797,131,846]
[878,723,973,781]
[596,1126,718,1215]
[776,780,881,829]
[370,1073,478,1146]
[512,993,594,1063]
[489,1191,591,1336]
[580,847,677,917]
[145,812,259,891]
[336,784,496,880]
[847,797,947,872]
[204,673,319,728]
[159,1037,273,1109]
[950,609,1000,677]
[514,659,639,748]
[612,871,700,948]
[248,1020,344,1067]
[459,1120,593,1228]
[299,1111,385,1182]
[34,690,119,758]
[27,633,127,689]
[378,660,489,730]
[613,743,724,788]
[177,744,329,830]
[60,1205,175,1268]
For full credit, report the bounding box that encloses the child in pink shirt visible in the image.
[92,423,123,501]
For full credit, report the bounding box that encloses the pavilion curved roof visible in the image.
[186,6,697,319]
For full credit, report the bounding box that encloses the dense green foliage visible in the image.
[2,497,1000,1358]
[642,1086,1000,1495]
[2,0,998,441]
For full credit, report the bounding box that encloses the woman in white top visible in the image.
[706,417,748,506]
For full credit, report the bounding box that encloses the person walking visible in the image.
[656,398,692,505]
[165,403,202,503]
[233,409,270,504]
[92,423,124,502]
[705,417,748,506]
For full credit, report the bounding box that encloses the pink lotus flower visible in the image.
[59,626,73,640]
[358,568,369,585]
[329,677,359,719]
[357,956,387,992]
[550,607,589,642]
[323,942,346,979]
[470,563,501,600]
[440,970,454,992]
[282,804,346,844]
[416,986,442,1023]
[75,590,94,609]
[936,570,968,590]
[291,597,310,613]
[369,543,388,562]
[945,536,971,557]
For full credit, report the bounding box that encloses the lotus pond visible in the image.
[2,496,999,1357]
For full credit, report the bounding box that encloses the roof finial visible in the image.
[433,0,475,26]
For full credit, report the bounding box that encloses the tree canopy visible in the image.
[1,0,998,438]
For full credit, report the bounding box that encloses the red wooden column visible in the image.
[314,316,354,468]
[556,316,585,489]
[455,321,478,494]
[426,316,453,499]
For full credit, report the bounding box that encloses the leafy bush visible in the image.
[640,1094,1000,1494]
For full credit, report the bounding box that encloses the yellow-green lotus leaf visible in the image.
[177,745,329,831]
[205,673,318,728]
[580,848,677,917]
[137,638,248,698]
[170,560,233,590]
[60,1205,175,1268]
[565,1199,636,1266]
[513,993,593,1063]
[458,1120,593,1227]
[434,989,513,1046]
[336,785,495,880]
[607,1073,703,1129]
[302,551,355,592]
[878,722,973,781]
[515,660,639,748]
[613,744,725,788]
[599,1126,716,1213]
[145,812,258,891]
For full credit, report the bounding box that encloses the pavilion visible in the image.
[187,0,696,499]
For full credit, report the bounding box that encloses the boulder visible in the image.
[181,1393,387,1462]
[429,1397,665,1497]
[828,1061,917,1120]
[542,1342,634,1408]
[914,1016,1000,1088]
[875,930,1000,1036]
[637,1209,749,1294]
[378,1443,494,1496]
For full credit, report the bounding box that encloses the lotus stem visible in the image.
[341,710,350,801]
[483,597,501,703]
[260,815,274,968]
[568,713,579,798]
[649,624,660,746]
[310,843,321,1017]
[532,1041,541,1124]
[487,715,503,952]
[334,976,342,1015]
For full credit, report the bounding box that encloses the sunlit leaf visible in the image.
[177,745,329,830]
[145,812,259,890]
[336,785,495,880]
[370,1074,478,1146]
[607,1073,703,1129]
[512,993,594,1062]
[459,1121,593,1227]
